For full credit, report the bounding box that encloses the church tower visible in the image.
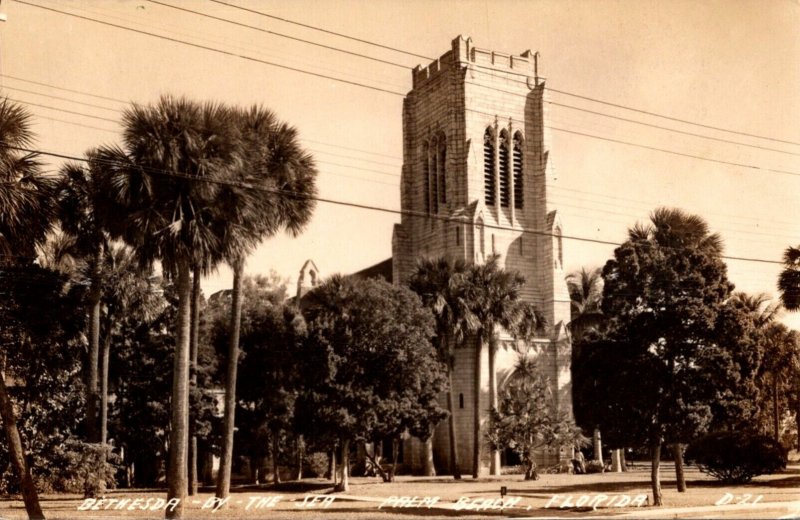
[392,36,573,475]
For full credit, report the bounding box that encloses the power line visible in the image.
[0,74,128,104]
[550,125,800,178]
[210,2,800,148]
[6,97,119,124]
[464,79,800,157]
[147,0,408,70]
[16,1,406,97]
[3,142,786,267]
[2,85,121,113]
[547,87,800,148]
[209,0,432,61]
[464,106,800,178]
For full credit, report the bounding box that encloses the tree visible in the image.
[298,276,447,492]
[486,355,586,480]
[566,267,604,342]
[408,257,478,479]
[778,246,800,311]
[57,160,111,446]
[461,255,526,477]
[93,96,242,519]
[591,208,732,504]
[215,106,317,501]
[0,97,56,520]
[759,323,798,442]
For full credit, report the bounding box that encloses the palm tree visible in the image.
[57,161,111,445]
[732,292,781,328]
[778,246,800,311]
[93,96,242,519]
[409,256,478,479]
[566,267,604,342]
[760,323,797,441]
[0,97,52,520]
[215,106,317,500]
[462,255,526,477]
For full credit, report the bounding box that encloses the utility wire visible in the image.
[16,1,406,97]
[6,97,119,124]
[464,106,800,178]
[0,74,128,104]
[2,85,121,113]
[3,142,786,266]
[148,0,408,70]
[209,0,432,61]
[211,0,800,148]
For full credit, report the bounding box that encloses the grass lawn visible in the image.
[0,462,798,519]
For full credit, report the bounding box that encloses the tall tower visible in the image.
[392,36,572,475]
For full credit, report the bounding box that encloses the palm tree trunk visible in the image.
[86,247,103,443]
[422,436,435,476]
[488,336,500,476]
[472,336,484,478]
[215,259,244,500]
[650,441,662,506]
[672,443,686,492]
[273,434,281,485]
[773,374,780,442]
[335,439,350,492]
[188,267,201,496]
[166,262,192,519]
[0,373,44,520]
[445,368,461,479]
[294,436,304,480]
[100,323,113,447]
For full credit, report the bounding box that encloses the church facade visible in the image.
[391,36,573,475]
[296,36,573,476]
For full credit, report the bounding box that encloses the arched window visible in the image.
[554,226,563,269]
[477,217,485,256]
[513,132,523,209]
[422,141,430,214]
[499,130,510,208]
[430,137,439,214]
[438,134,447,204]
[483,128,495,206]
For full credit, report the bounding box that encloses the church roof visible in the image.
[350,257,393,283]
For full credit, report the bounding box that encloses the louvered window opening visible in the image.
[513,134,523,209]
[484,130,495,206]
[499,133,510,208]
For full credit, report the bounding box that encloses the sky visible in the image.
[2,0,799,327]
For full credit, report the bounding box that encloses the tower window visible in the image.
[499,130,510,208]
[455,226,461,246]
[459,393,464,409]
[513,132,523,209]
[483,128,495,206]
[492,234,496,254]
[478,218,485,255]
[430,138,439,214]
[423,142,431,214]
[438,135,447,205]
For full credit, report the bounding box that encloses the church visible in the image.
[296,36,573,476]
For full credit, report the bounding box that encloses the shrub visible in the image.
[686,431,786,483]
[584,460,605,474]
[303,452,330,478]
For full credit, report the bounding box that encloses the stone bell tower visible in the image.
[392,36,572,475]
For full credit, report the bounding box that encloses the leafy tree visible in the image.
[215,107,316,500]
[298,276,447,492]
[486,355,586,480]
[0,97,57,520]
[590,208,733,504]
[93,96,241,518]
[409,257,478,479]
[0,265,85,504]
